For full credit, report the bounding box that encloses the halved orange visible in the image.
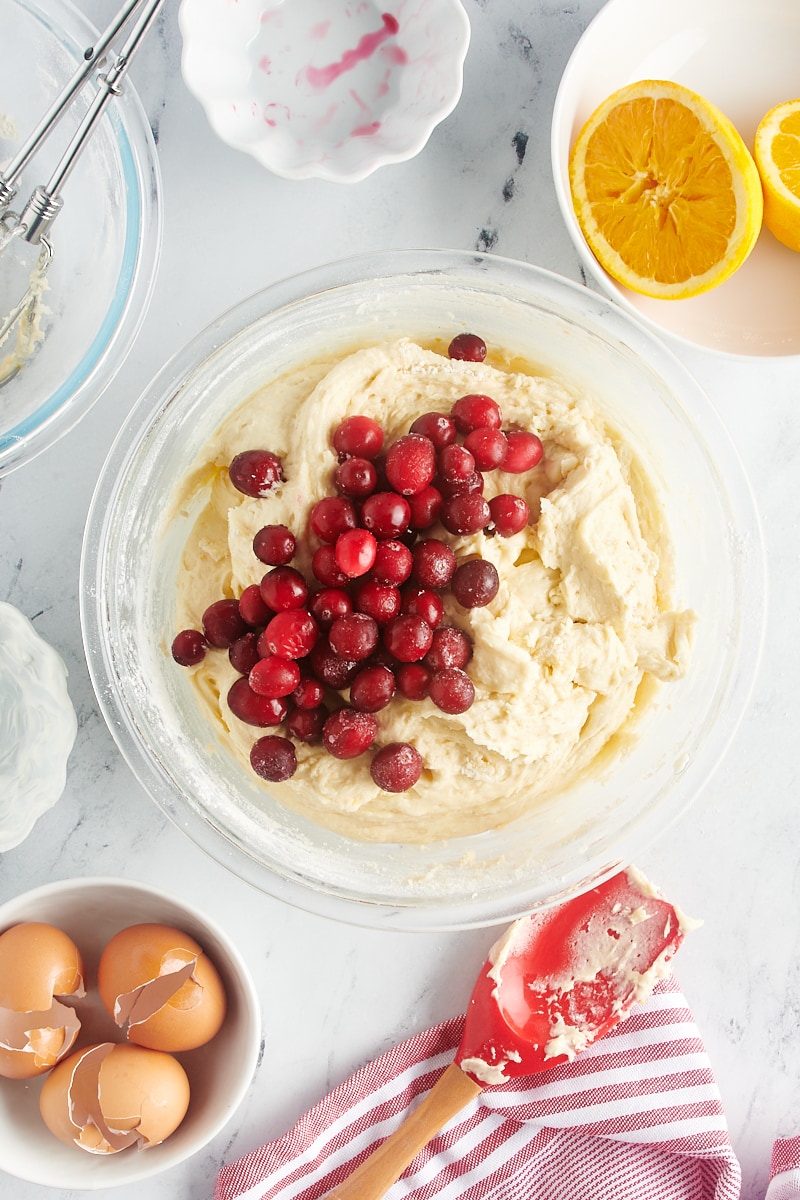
[569,80,763,299]
[754,99,800,252]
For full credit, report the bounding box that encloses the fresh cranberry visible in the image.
[260,565,309,611]
[329,612,379,661]
[451,559,500,608]
[309,587,352,628]
[202,598,248,648]
[370,742,423,792]
[250,734,297,781]
[334,456,377,498]
[451,393,502,433]
[228,632,260,675]
[425,626,472,671]
[438,443,475,483]
[464,427,508,469]
[335,528,377,578]
[322,707,378,759]
[411,539,457,588]
[441,492,492,536]
[286,707,326,743]
[502,430,544,472]
[407,484,443,529]
[238,583,272,627]
[311,544,351,587]
[309,496,358,544]
[253,524,296,565]
[401,586,444,628]
[350,664,397,712]
[383,614,434,662]
[227,678,288,726]
[292,677,325,709]
[361,492,411,539]
[332,415,384,459]
[262,609,319,658]
[353,580,402,624]
[409,411,457,450]
[429,667,475,714]
[436,469,484,499]
[371,539,413,585]
[395,662,432,700]
[488,493,530,536]
[228,450,284,497]
[448,333,487,362]
[249,655,301,698]
[310,640,360,689]
[385,433,437,496]
[171,628,207,666]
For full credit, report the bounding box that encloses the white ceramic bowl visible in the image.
[0,877,261,1189]
[80,249,766,931]
[0,0,162,475]
[179,0,471,182]
[551,0,800,357]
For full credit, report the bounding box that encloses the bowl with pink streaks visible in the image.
[178,0,471,182]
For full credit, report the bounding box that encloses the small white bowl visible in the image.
[179,0,471,182]
[551,0,800,358]
[0,877,261,1189]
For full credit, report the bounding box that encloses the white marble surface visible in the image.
[1,1,798,1197]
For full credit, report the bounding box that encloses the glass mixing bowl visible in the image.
[80,250,766,931]
[0,0,162,475]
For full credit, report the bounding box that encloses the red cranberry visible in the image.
[502,430,544,472]
[311,544,351,587]
[448,333,487,362]
[361,492,411,539]
[309,587,352,629]
[424,626,472,671]
[441,492,492,536]
[401,586,444,628]
[383,614,434,662]
[335,528,377,578]
[371,539,413,585]
[451,393,502,433]
[429,667,475,714]
[350,664,397,712]
[488,493,530,536]
[250,734,297,781]
[202,598,248,648]
[409,411,457,450]
[464,427,508,469]
[329,612,379,661]
[411,539,457,589]
[395,662,432,700]
[408,484,443,529]
[370,742,423,792]
[335,456,377,498]
[332,415,384,459]
[451,559,500,608]
[253,524,296,565]
[229,450,284,497]
[385,433,437,496]
[262,609,319,658]
[228,631,260,675]
[171,628,207,666]
[238,583,272,628]
[310,496,358,544]
[310,640,360,689]
[260,566,309,612]
[353,580,402,624]
[286,707,326,743]
[250,655,301,698]
[322,707,378,759]
[292,677,325,709]
[227,678,288,726]
[438,443,475,483]
[436,469,484,499]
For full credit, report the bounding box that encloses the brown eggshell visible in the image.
[97,923,226,1052]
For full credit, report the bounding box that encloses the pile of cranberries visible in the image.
[171,333,544,795]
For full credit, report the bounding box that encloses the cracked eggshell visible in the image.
[39,1042,191,1154]
[0,922,85,1079]
[97,923,226,1052]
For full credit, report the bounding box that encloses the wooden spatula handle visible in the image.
[325,1061,483,1200]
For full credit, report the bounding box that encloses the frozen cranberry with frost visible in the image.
[412,539,456,589]
[361,492,411,539]
[488,493,530,536]
[262,609,319,658]
[322,707,378,759]
[409,411,457,450]
[451,393,502,434]
[311,544,351,588]
[334,456,377,498]
[250,734,297,782]
[464,427,508,470]
[408,484,443,530]
[202,598,248,648]
[227,678,288,726]
[171,628,207,666]
[436,469,484,499]
[385,433,437,496]
[438,443,475,483]
[353,580,402,624]
[383,614,434,662]
[395,662,432,700]
[425,626,472,671]
[250,655,301,698]
[309,587,352,629]
[310,496,358,544]
[332,415,384,459]
[350,664,396,712]
[253,524,296,566]
[292,677,325,710]
[448,333,487,362]
[370,742,423,792]
[260,566,309,612]
[401,586,444,628]
[451,559,500,608]
[329,612,379,661]
[228,449,284,497]
[441,492,491,536]
[502,430,543,472]
[335,528,377,578]
[229,631,260,676]
[287,707,326,744]
[429,667,475,714]
[371,539,413,586]
[238,583,271,628]
[310,640,360,689]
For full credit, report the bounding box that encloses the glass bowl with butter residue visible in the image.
[80,250,766,931]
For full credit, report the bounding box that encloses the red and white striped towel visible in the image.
[216,974,763,1200]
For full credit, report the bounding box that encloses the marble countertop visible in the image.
[1,2,797,1198]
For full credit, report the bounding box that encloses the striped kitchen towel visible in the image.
[216,975,745,1200]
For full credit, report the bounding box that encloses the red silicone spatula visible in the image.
[326,867,694,1200]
